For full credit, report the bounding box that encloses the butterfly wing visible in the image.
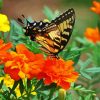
[35,8,75,56]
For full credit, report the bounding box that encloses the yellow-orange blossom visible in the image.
[85,27,100,43]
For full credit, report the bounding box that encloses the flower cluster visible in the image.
[85,27,100,43]
[85,1,100,43]
[90,1,100,15]
[0,14,10,32]
[0,40,79,90]
[2,44,45,80]
[37,58,79,90]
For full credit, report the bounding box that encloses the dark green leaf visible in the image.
[39,83,57,91]
[0,80,3,89]
[35,79,44,90]
[98,17,100,31]
[19,79,24,95]
[0,94,6,100]
[48,87,56,100]
[7,81,19,99]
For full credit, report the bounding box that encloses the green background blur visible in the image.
[1,0,99,34]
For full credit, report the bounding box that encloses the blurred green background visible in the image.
[1,0,99,34]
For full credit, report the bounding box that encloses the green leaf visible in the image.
[0,94,6,100]
[26,42,42,54]
[74,85,95,93]
[85,94,92,100]
[10,20,23,34]
[79,59,92,70]
[75,37,94,49]
[61,48,83,65]
[43,6,54,20]
[74,85,82,90]
[66,93,72,100]
[85,67,100,73]
[80,71,92,80]
[79,97,83,100]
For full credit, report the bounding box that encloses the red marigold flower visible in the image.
[37,58,79,90]
[90,1,100,14]
[0,39,12,64]
[85,27,100,43]
[4,44,45,80]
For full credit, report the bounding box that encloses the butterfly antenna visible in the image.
[17,18,24,24]
[22,14,25,18]
[17,14,30,25]
[22,14,30,24]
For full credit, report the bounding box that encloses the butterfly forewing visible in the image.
[36,8,75,56]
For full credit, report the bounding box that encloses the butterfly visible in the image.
[18,8,75,58]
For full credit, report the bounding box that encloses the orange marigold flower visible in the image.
[90,1,100,14]
[0,39,12,64]
[37,58,79,90]
[0,39,12,51]
[85,27,100,43]
[4,44,45,80]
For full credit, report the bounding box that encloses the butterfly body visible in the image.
[18,8,75,57]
